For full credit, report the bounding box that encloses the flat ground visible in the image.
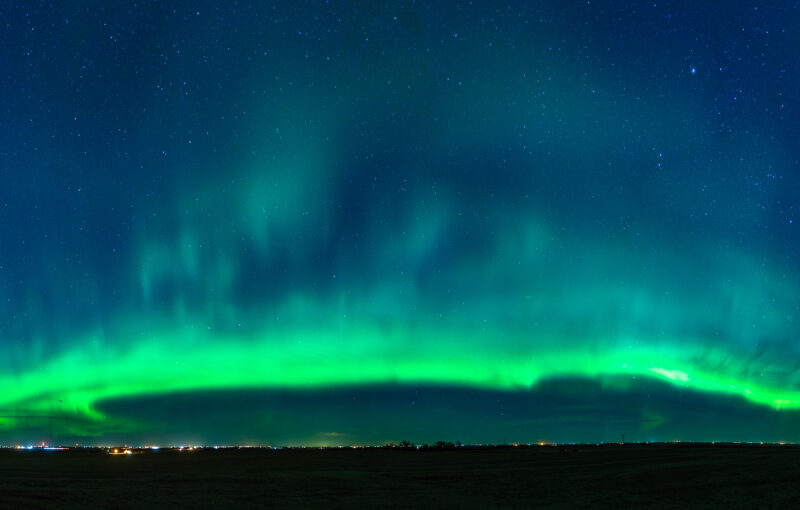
[1,445,799,509]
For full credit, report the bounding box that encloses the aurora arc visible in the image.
[5,249,800,432]
[3,1,800,442]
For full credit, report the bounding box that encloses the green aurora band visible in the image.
[2,318,800,435]
[3,213,800,435]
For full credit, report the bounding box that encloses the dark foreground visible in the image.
[2,445,799,509]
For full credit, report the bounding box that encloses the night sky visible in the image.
[2,1,800,446]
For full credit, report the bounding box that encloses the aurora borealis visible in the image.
[2,1,800,445]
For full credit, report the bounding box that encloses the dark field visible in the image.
[1,445,800,509]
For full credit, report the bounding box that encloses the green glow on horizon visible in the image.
[2,315,800,435]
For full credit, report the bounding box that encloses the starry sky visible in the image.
[2,1,800,446]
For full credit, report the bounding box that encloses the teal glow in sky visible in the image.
[2,1,800,445]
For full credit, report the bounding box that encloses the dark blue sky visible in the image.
[2,1,800,445]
